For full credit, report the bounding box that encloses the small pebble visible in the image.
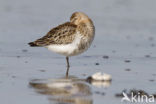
[95,63,99,65]
[101,92,105,96]
[95,91,100,94]
[149,79,154,82]
[94,91,105,96]
[22,49,28,52]
[124,60,131,63]
[148,37,154,41]
[12,76,16,78]
[125,68,131,71]
[39,70,46,72]
[145,55,151,58]
[112,50,116,53]
[103,55,109,59]
[115,93,123,97]
[150,43,155,47]
[152,74,156,76]
[25,61,28,63]
[16,56,21,58]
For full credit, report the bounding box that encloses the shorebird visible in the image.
[28,12,95,76]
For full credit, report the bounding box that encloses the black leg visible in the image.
[66,57,70,77]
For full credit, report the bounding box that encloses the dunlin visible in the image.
[28,12,95,75]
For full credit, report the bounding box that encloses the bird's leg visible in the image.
[66,56,70,77]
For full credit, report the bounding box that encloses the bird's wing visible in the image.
[29,22,77,47]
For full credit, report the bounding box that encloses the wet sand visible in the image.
[0,0,156,104]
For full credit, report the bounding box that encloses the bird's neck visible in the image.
[77,20,95,37]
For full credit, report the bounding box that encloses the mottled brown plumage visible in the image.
[28,12,95,76]
[29,22,77,46]
[29,12,94,47]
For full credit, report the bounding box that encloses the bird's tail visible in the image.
[28,42,39,47]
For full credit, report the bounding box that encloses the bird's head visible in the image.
[70,12,91,25]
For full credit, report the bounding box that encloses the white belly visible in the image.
[46,35,90,56]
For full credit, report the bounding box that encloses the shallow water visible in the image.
[0,0,156,104]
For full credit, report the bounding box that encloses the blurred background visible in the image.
[0,0,156,104]
[1,0,156,56]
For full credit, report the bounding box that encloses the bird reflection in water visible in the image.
[30,76,93,104]
[30,74,111,104]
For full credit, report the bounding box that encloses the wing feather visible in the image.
[29,22,77,47]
